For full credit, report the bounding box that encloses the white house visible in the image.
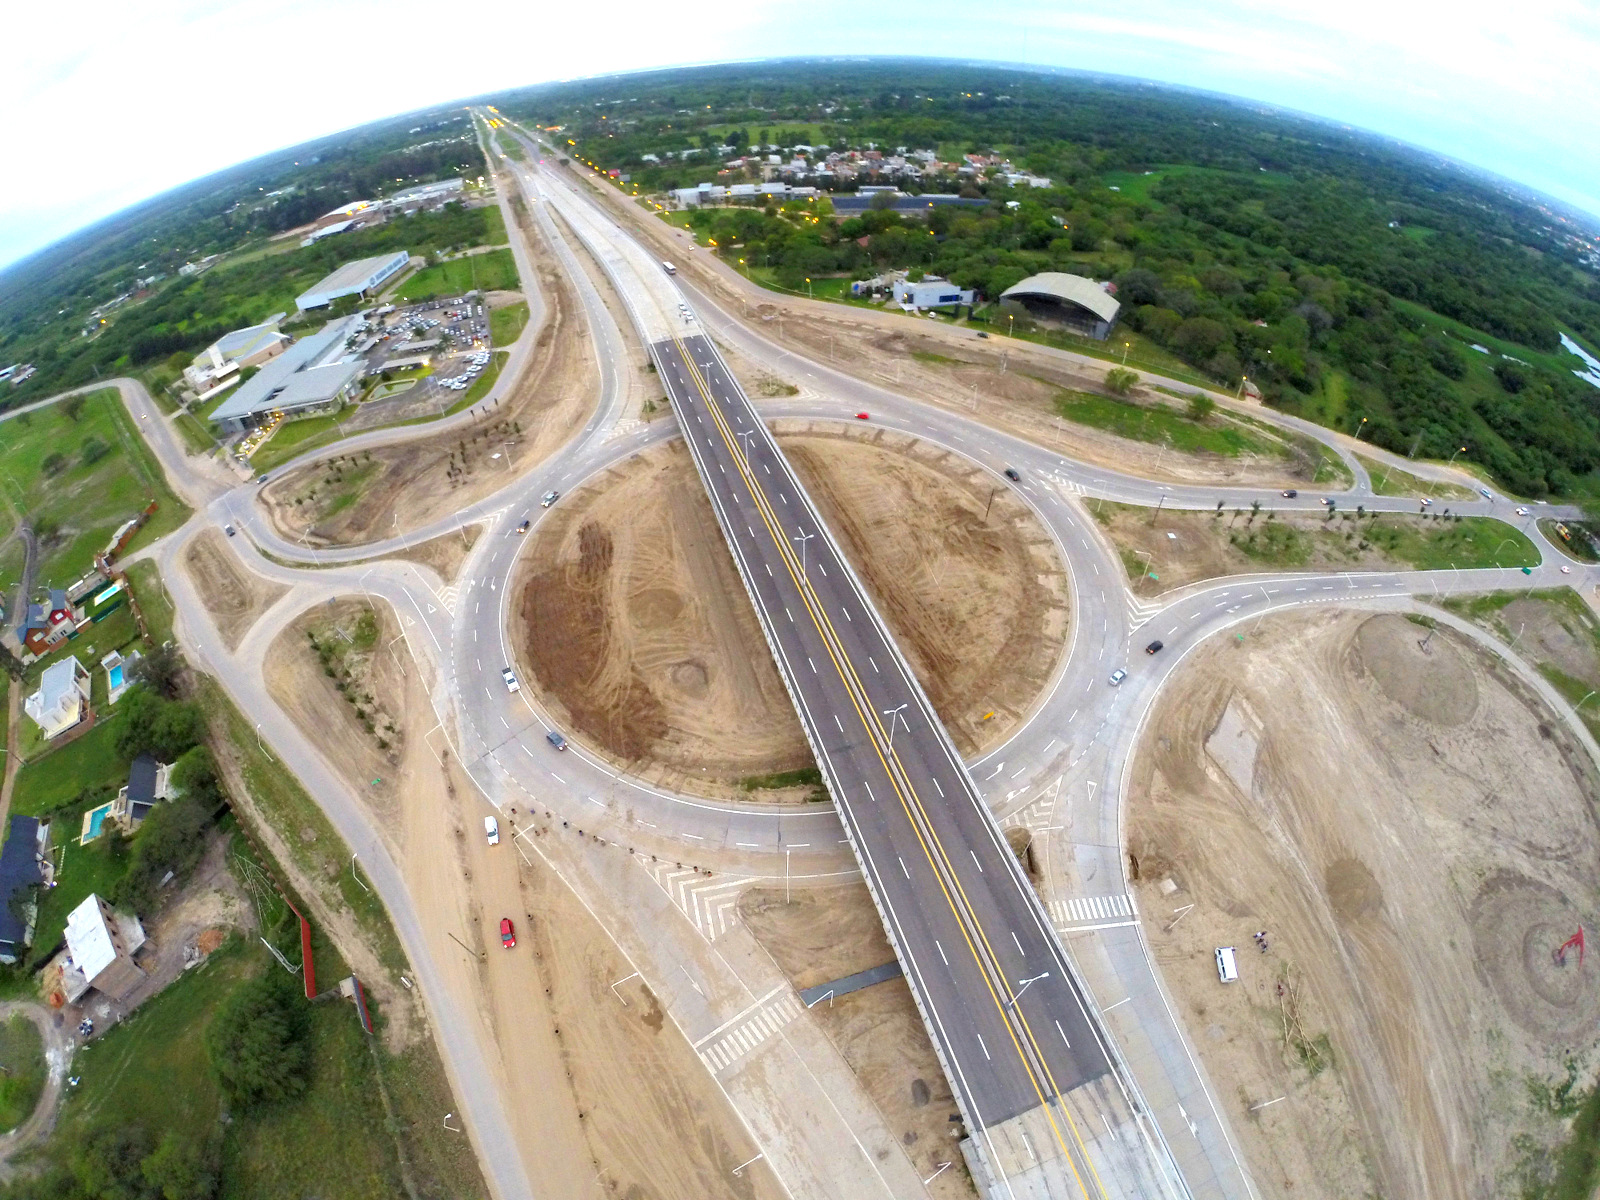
[61,894,147,1003]
[24,656,90,740]
[891,276,975,311]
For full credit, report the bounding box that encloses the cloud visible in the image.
[3,0,1598,269]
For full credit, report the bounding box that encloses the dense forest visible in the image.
[507,61,1600,497]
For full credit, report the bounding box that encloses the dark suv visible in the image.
[1145,640,1164,655]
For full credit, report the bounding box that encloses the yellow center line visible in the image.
[668,337,1108,1198]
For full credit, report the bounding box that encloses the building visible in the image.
[20,589,78,655]
[0,818,47,965]
[999,272,1122,340]
[81,754,172,843]
[24,656,90,739]
[386,178,464,207]
[182,314,289,400]
[61,894,147,1003]
[892,276,975,311]
[207,317,365,432]
[295,251,410,311]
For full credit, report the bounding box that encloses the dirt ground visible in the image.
[256,202,598,547]
[512,425,1068,798]
[740,884,977,1200]
[181,528,287,650]
[266,586,784,1200]
[368,523,481,583]
[1127,610,1600,1200]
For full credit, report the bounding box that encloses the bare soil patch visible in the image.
[180,528,287,650]
[377,523,481,583]
[512,426,1068,797]
[740,884,977,1199]
[779,421,1069,755]
[256,209,596,547]
[1128,611,1600,1200]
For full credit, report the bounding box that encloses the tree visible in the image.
[1186,392,1216,421]
[1104,367,1139,396]
[130,643,184,700]
[206,975,310,1109]
[114,687,204,762]
[140,1131,218,1200]
[71,1124,158,1200]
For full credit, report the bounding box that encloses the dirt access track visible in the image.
[256,199,596,547]
[265,593,785,1200]
[513,422,1069,799]
[1128,611,1600,1200]
[182,528,288,650]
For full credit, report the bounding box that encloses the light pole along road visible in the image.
[653,325,1185,1199]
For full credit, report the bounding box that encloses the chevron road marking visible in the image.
[694,987,806,1074]
[435,584,460,616]
[606,417,643,441]
[637,855,746,942]
[1125,593,1161,630]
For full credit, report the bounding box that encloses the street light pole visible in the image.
[883,703,909,750]
[792,530,814,577]
[1006,971,1051,1007]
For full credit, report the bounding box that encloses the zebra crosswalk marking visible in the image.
[694,990,805,1075]
[1049,894,1137,927]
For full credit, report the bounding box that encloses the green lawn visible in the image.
[1356,452,1474,499]
[1237,513,1540,571]
[1055,390,1280,457]
[1540,519,1600,562]
[12,714,130,813]
[489,300,529,345]
[396,248,520,300]
[249,412,349,473]
[0,1013,47,1130]
[123,560,175,644]
[0,389,191,587]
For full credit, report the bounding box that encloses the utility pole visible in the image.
[883,703,909,750]
[792,529,814,577]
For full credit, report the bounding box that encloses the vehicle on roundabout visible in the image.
[546,730,568,750]
[500,918,516,948]
[515,519,530,535]
[502,667,520,693]
[1108,668,1127,686]
[541,490,560,507]
[855,412,870,420]
[1145,640,1165,655]
[1004,467,1021,481]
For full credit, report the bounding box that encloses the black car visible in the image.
[976,331,990,338]
[1145,640,1164,655]
[1281,489,1298,498]
[1004,467,1021,482]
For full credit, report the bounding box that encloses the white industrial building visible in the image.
[296,251,410,311]
[208,316,365,431]
[999,273,1121,340]
[182,314,289,401]
[892,276,975,311]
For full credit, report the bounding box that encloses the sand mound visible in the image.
[1351,613,1478,725]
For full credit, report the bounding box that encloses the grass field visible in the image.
[1357,452,1476,499]
[249,411,348,473]
[0,1013,46,1131]
[12,714,130,813]
[32,822,130,966]
[123,559,175,644]
[1055,390,1280,457]
[396,248,519,300]
[0,389,191,587]
[490,300,529,345]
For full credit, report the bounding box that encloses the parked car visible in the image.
[224,524,236,537]
[1108,668,1127,686]
[1215,947,1239,983]
[500,918,516,948]
[485,816,500,845]
[1145,640,1164,655]
[1281,489,1298,498]
[501,667,520,693]
[546,730,568,751]
[1004,467,1021,482]
[541,490,560,508]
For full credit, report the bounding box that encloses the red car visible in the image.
[499,918,515,949]
[855,412,870,420]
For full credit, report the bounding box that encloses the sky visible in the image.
[4,0,1599,271]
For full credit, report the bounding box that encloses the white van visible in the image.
[1215,946,1239,983]
[661,261,677,275]
[484,815,500,845]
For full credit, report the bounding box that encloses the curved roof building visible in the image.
[999,273,1121,339]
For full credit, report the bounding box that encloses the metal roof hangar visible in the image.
[296,251,410,311]
[999,272,1121,340]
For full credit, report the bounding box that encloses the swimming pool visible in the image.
[82,804,112,843]
[108,665,124,691]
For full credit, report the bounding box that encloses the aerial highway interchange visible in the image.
[34,111,1595,1200]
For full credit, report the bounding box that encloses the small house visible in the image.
[24,655,90,739]
[61,894,147,1003]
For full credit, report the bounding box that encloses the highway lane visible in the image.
[655,329,1181,1196]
